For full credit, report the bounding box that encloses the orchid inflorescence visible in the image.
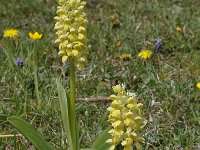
[54,0,88,70]
[107,85,147,150]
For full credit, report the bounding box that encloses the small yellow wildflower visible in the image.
[196,82,200,89]
[3,29,19,38]
[138,50,152,59]
[176,27,182,32]
[29,32,42,40]
[119,53,131,61]
[107,84,147,150]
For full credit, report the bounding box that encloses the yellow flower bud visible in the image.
[76,63,85,70]
[29,32,42,40]
[62,56,68,63]
[58,50,65,56]
[113,85,124,94]
[72,50,80,57]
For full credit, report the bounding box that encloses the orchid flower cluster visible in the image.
[54,0,88,70]
[107,85,147,150]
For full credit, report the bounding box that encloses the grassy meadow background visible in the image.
[1,0,200,149]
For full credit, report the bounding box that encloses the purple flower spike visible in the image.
[155,37,162,52]
[16,58,24,68]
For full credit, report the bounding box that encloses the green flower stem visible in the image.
[34,66,41,107]
[69,57,77,150]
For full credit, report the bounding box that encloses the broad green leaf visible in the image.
[8,116,54,150]
[56,80,74,150]
[91,126,112,150]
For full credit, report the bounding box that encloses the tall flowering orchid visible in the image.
[54,0,88,149]
[107,85,147,150]
[54,0,88,70]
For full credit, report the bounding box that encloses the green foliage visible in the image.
[1,0,200,149]
[6,81,111,150]
[56,80,75,150]
[91,127,111,150]
[8,116,55,150]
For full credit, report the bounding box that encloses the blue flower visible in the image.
[155,37,162,52]
[16,58,24,68]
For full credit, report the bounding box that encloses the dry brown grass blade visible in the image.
[0,134,23,138]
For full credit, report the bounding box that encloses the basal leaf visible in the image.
[8,116,54,150]
[91,126,112,150]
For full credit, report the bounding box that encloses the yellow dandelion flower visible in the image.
[29,32,42,40]
[196,82,200,89]
[3,29,19,38]
[176,27,182,32]
[119,53,131,61]
[138,50,152,59]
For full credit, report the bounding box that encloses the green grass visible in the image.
[1,0,200,149]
